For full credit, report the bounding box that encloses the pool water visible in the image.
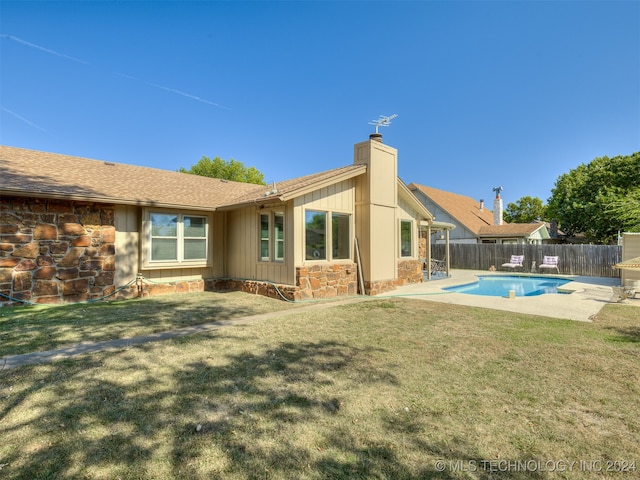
[444,275,573,297]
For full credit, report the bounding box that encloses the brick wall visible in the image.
[0,196,116,305]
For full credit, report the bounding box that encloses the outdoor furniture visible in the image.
[501,255,524,271]
[538,255,560,274]
[610,286,637,303]
[430,258,446,275]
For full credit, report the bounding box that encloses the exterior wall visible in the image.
[1,196,116,305]
[296,264,357,300]
[354,140,399,287]
[397,259,423,285]
[622,232,640,286]
[226,202,295,286]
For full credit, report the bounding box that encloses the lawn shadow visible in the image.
[1,292,294,357]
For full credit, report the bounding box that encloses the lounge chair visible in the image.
[539,255,559,274]
[501,255,524,271]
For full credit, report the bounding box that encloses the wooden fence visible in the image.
[431,243,622,278]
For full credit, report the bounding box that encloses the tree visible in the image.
[546,152,640,244]
[504,196,547,223]
[179,156,266,185]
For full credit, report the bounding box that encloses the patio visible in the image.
[386,269,633,322]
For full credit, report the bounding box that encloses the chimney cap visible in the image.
[369,133,383,142]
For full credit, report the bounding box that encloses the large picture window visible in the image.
[400,220,413,257]
[148,212,208,265]
[305,209,351,261]
[259,211,285,262]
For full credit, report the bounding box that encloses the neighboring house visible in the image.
[409,184,549,244]
[1,134,443,305]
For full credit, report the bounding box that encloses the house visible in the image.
[409,183,550,244]
[1,134,450,305]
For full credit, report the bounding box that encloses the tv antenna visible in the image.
[368,114,398,134]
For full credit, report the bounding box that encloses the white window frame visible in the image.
[142,209,211,269]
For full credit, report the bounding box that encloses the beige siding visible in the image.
[114,205,140,286]
[227,203,295,285]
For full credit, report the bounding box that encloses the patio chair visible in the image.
[430,258,446,275]
[538,255,559,274]
[610,286,636,303]
[501,255,524,271]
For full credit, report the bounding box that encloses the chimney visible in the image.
[492,187,503,225]
[479,199,484,211]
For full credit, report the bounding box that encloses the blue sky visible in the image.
[2,1,639,208]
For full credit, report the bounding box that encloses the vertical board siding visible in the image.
[431,244,623,278]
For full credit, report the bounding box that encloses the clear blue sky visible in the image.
[2,1,639,208]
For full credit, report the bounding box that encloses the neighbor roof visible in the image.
[0,145,365,212]
[409,183,494,235]
[478,223,547,238]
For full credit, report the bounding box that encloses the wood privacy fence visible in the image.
[431,243,623,278]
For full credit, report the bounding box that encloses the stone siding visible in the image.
[206,278,299,301]
[397,259,424,285]
[207,263,358,302]
[1,196,116,305]
[296,263,358,300]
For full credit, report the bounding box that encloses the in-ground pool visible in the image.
[444,275,573,297]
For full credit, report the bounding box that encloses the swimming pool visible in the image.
[444,275,573,297]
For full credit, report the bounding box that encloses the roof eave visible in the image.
[0,189,218,212]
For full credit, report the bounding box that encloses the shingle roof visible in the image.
[1,145,365,211]
[478,224,546,237]
[408,183,547,239]
[222,164,367,207]
[408,183,495,234]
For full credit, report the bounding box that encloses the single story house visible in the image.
[409,184,549,245]
[1,134,451,305]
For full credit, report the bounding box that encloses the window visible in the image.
[305,209,351,261]
[332,213,350,260]
[148,212,208,265]
[259,211,285,262]
[400,220,413,257]
[260,214,270,261]
[306,210,326,260]
[274,212,284,261]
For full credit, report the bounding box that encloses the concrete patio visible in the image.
[385,269,635,322]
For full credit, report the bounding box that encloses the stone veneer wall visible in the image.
[207,263,358,302]
[364,259,423,296]
[206,278,299,301]
[397,259,424,285]
[0,196,116,305]
[296,264,358,300]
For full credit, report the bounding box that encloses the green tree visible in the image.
[179,156,266,185]
[504,196,547,223]
[546,152,640,244]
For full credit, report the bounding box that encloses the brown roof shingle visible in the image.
[1,146,365,211]
[409,183,495,234]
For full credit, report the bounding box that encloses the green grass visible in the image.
[0,291,301,357]
[1,295,639,479]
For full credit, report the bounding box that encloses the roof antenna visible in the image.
[368,114,398,134]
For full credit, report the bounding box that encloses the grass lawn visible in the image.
[1,293,639,479]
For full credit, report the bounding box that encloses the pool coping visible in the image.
[385,269,636,322]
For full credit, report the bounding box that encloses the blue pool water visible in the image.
[444,275,573,297]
